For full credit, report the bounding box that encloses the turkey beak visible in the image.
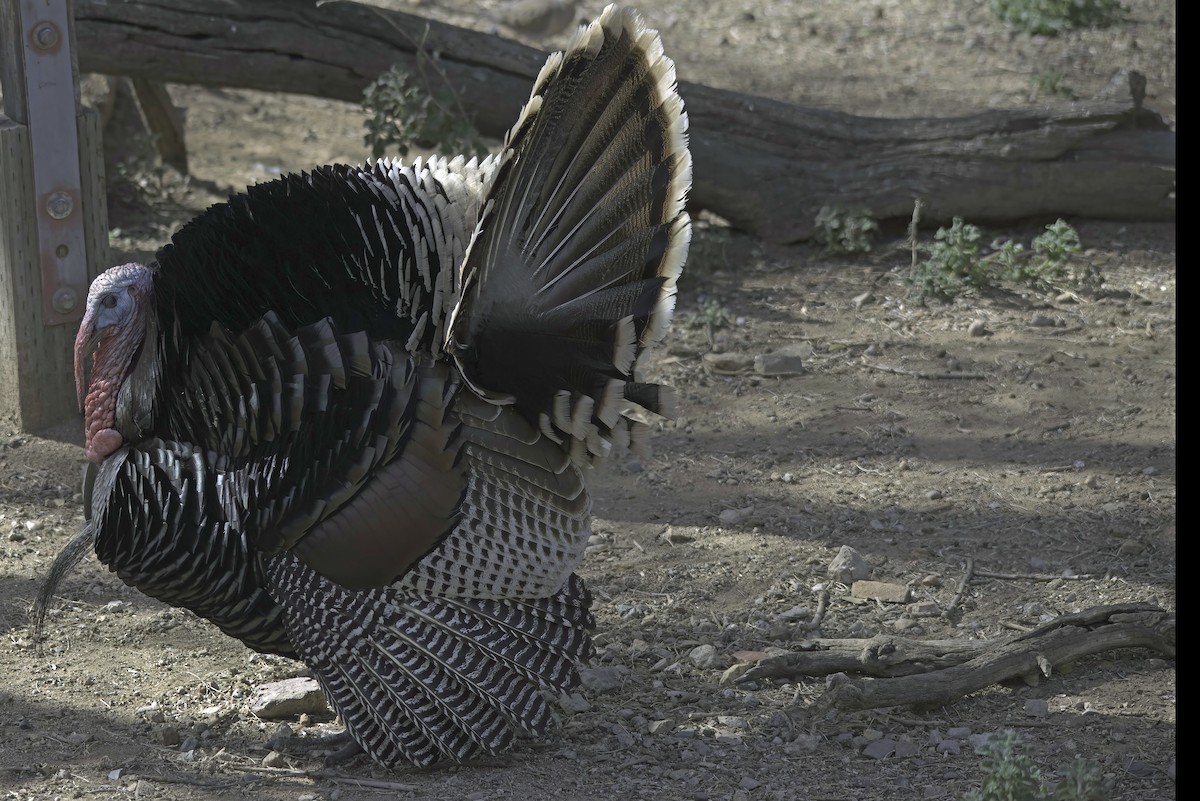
[74,311,105,414]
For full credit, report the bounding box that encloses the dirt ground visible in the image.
[0,1,1175,799]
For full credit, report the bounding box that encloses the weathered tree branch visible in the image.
[742,636,989,681]
[738,602,1174,713]
[73,0,1175,243]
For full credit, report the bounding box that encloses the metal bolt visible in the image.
[46,192,73,219]
[52,287,77,313]
[32,23,59,50]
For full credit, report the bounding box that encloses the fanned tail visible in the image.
[448,4,691,464]
[266,553,593,767]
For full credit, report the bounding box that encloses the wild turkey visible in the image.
[37,4,690,769]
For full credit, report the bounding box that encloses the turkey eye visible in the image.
[101,294,118,309]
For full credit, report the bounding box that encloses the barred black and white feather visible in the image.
[42,4,690,770]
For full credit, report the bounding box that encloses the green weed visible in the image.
[814,205,879,255]
[964,730,1106,801]
[911,218,1094,299]
[991,0,1123,36]
[362,65,486,159]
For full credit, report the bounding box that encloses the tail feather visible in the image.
[266,553,592,767]
[448,5,690,463]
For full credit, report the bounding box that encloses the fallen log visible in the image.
[74,0,1175,243]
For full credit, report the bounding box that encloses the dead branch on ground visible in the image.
[737,602,1174,713]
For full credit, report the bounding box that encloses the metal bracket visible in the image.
[18,0,88,324]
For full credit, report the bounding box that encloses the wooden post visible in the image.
[0,0,109,432]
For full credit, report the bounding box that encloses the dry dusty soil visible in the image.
[0,1,1175,799]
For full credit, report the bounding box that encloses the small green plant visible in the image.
[683,297,734,330]
[998,218,1089,287]
[910,217,989,300]
[1032,69,1075,99]
[362,65,486,159]
[911,218,1093,299]
[813,205,879,255]
[963,730,1106,801]
[991,0,1123,36]
[686,225,733,276]
[681,296,735,349]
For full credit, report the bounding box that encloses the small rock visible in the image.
[717,715,749,731]
[249,677,331,720]
[967,319,992,337]
[1118,539,1145,556]
[828,545,871,583]
[264,722,294,750]
[261,750,289,768]
[925,488,944,500]
[936,739,961,755]
[892,617,920,631]
[688,644,731,670]
[852,291,874,309]
[790,733,821,752]
[1024,699,1049,718]
[610,723,636,747]
[720,662,754,685]
[738,776,762,791]
[851,580,909,603]
[1123,759,1156,778]
[149,726,181,747]
[579,665,628,693]
[660,527,694,545]
[718,507,753,526]
[754,343,809,376]
[179,736,200,752]
[779,605,811,622]
[703,352,755,374]
[967,733,995,750]
[863,738,897,759]
[1030,313,1057,327]
[648,718,675,735]
[558,692,591,713]
[946,726,972,739]
[908,600,941,617]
